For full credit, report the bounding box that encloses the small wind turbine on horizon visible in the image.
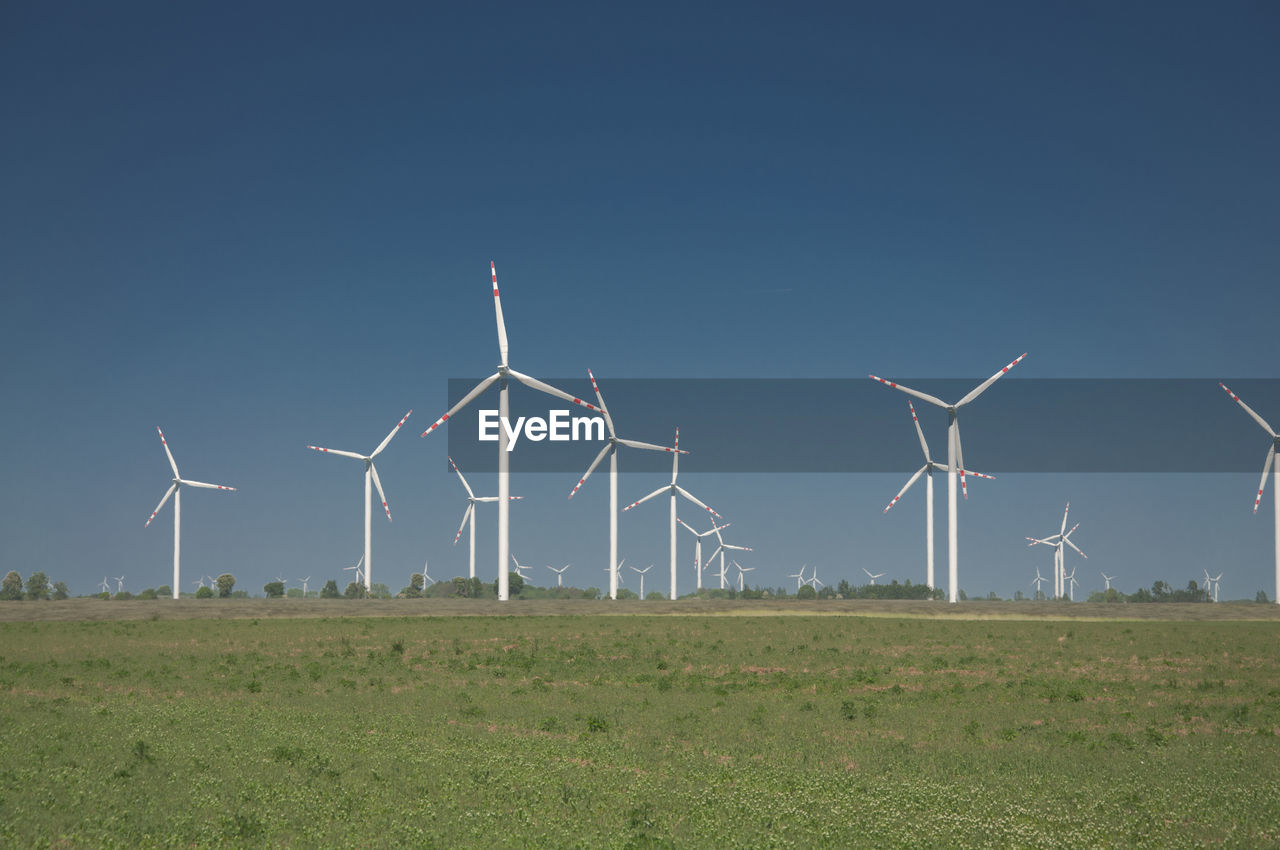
[872,352,1028,603]
[308,409,411,591]
[298,576,311,597]
[1100,572,1116,591]
[420,262,603,602]
[511,555,533,582]
[449,456,521,580]
[99,577,112,595]
[862,568,885,586]
[546,564,570,587]
[630,564,653,599]
[569,369,682,600]
[1203,569,1223,602]
[344,556,364,589]
[1218,382,1279,605]
[677,518,731,591]
[788,565,808,591]
[114,576,125,595]
[1032,569,1048,599]
[623,428,721,600]
[807,565,824,592]
[705,523,752,591]
[1026,502,1087,600]
[1065,566,1079,601]
[733,561,755,592]
[144,428,237,600]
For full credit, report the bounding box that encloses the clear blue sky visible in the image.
[2,1,1278,599]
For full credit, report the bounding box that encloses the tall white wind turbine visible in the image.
[871,353,1027,603]
[144,428,237,600]
[881,401,994,589]
[449,456,521,579]
[308,409,411,592]
[676,519,731,591]
[622,428,721,600]
[420,262,602,601]
[1218,383,1280,605]
[1026,502,1086,600]
[569,370,682,601]
[704,523,752,591]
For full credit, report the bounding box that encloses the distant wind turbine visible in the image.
[733,561,755,592]
[1031,569,1048,598]
[546,564,571,587]
[308,409,412,591]
[449,456,521,580]
[788,565,808,591]
[298,576,311,597]
[1026,502,1087,600]
[862,568,885,586]
[100,577,112,594]
[144,428,236,600]
[677,519,731,591]
[1100,572,1116,591]
[630,564,653,599]
[704,524,752,591]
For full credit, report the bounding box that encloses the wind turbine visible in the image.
[298,576,311,597]
[1100,572,1116,591]
[190,578,204,594]
[449,456,522,579]
[1065,566,1079,602]
[881,401,994,589]
[1219,383,1280,605]
[1026,502,1086,600]
[511,554,533,583]
[788,565,808,591]
[704,523,752,591]
[1031,569,1048,599]
[546,564,570,587]
[604,560,627,591]
[114,576,126,595]
[308,409,411,591]
[1203,569,1223,602]
[99,577,111,595]
[807,566,825,592]
[420,262,603,602]
[1210,572,1223,602]
[569,370,683,600]
[676,519,731,590]
[871,353,1028,603]
[421,561,434,588]
[862,568,885,586]
[630,564,653,599]
[344,556,364,589]
[733,561,755,592]
[622,428,721,600]
[144,428,237,600]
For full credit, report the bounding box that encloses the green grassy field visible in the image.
[2,609,1278,847]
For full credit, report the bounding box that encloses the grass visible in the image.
[1,610,1278,846]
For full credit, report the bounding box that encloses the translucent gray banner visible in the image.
[440,378,1280,474]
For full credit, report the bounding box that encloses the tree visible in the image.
[796,584,817,600]
[195,585,214,599]
[24,572,50,601]
[836,579,853,599]
[137,588,157,600]
[369,582,391,599]
[1257,590,1270,604]
[320,579,340,598]
[263,581,285,598]
[344,582,367,599]
[494,571,524,598]
[410,573,424,593]
[156,585,171,598]
[1,571,23,601]
[51,581,69,601]
[216,573,236,598]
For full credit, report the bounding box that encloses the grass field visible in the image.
[1,604,1278,847]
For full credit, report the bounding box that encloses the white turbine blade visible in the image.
[907,401,931,462]
[884,465,927,513]
[179,479,236,491]
[449,456,476,499]
[454,504,473,545]
[954,421,968,498]
[707,521,732,537]
[957,352,1028,408]
[1060,502,1070,536]
[1220,383,1277,436]
[723,543,753,552]
[569,443,613,499]
[371,409,413,459]
[1063,522,1081,539]
[616,438,682,454]
[145,483,177,527]
[1065,538,1088,559]
[491,261,509,367]
[705,545,723,564]
[308,446,367,461]
[676,518,697,534]
[622,485,669,512]
[370,463,392,522]
[961,469,995,480]
[586,369,616,438]
[156,427,180,477]
[674,485,721,518]
[421,373,500,437]
[869,375,949,409]
[1253,445,1276,515]
[507,369,603,414]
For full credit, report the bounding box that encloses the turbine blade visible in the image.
[616,438,683,454]
[421,373,501,436]
[308,446,367,461]
[954,421,968,499]
[1064,538,1088,559]
[371,409,413,458]
[1060,502,1070,536]
[507,369,602,414]
[587,369,616,438]
[1220,383,1277,436]
[705,545,722,565]
[370,463,392,522]
[569,443,613,499]
[908,401,931,463]
[883,465,927,513]
[179,479,236,491]
[1254,445,1276,515]
[674,485,721,518]
[454,503,473,545]
[622,485,669,512]
[156,427,180,477]
[868,376,948,409]
[145,483,177,527]
[449,456,476,499]
[491,262,508,367]
[956,352,1028,408]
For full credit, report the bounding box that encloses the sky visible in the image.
[2,1,1278,600]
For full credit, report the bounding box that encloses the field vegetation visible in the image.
[1,610,1278,847]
